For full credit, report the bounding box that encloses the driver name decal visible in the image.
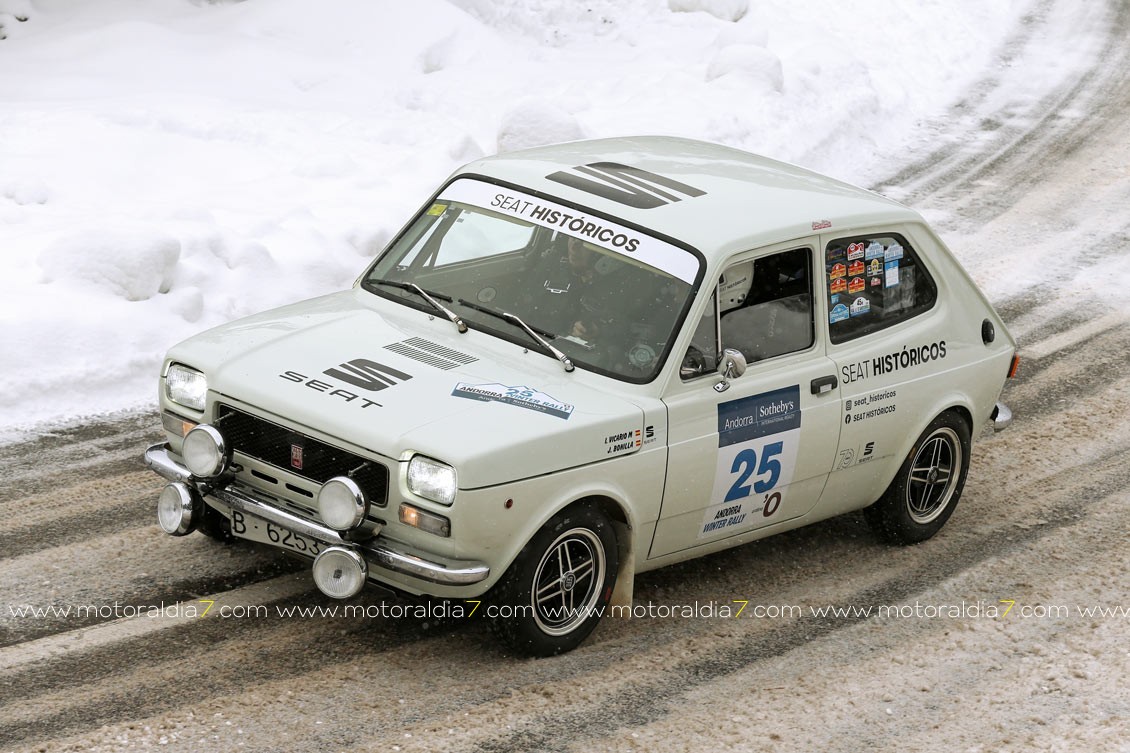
[452,382,575,420]
[701,385,802,539]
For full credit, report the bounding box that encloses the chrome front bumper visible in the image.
[990,402,1013,431]
[144,443,489,587]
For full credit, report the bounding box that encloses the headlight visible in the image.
[312,547,368,599]
[157,482,201,536]
[406,455,457,506]
[317,477,368,531]
[182,424,229,478]
[166,364,207,412]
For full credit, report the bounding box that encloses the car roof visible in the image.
[454,136,920,260]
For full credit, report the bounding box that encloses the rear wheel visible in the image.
[864,412,971,544]
[489,504,618,657]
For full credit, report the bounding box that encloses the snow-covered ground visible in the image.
[0,0,1048,438]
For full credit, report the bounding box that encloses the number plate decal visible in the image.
[700,385,801,538]
[230,509,325,557]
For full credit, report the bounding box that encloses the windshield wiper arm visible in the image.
[502,312,574,373]
[374,279,467,334]
[457,299,574,373]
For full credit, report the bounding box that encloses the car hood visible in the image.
[166,289,646,488]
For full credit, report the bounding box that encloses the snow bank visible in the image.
[668,0,749,23]
[0,0,1038,437]
[38,231,181,302]
[497,99,588,153]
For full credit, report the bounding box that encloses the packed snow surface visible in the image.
[0,0,1048,436]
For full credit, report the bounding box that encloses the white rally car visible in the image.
[144,136,1017,655]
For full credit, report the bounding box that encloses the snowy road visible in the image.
[3,3,1130,752]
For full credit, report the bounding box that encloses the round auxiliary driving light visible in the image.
[317,477,368,531]
[312,547,368,599]
[157,482,200,536]
[182,424,228,478]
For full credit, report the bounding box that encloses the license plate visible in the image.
[230,508,325,557]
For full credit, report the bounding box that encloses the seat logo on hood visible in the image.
[323,358,413,392]
[279,358,415,411]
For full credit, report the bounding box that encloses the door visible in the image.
[649,244,842,559]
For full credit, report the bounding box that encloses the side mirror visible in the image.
[714,348,747,392]
[717,348,747,379]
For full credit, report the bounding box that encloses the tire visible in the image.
[488,504,618,657]
[864,412,971,545]
[196,502,236,543]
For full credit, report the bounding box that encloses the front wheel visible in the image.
[864,412,971,544]
[489,504,618,657]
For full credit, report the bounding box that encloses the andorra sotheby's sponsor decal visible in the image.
[701,386,801,538]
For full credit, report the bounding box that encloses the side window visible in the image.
[825,233,936,343]
[682,247,814,380]
[720,247,814,362]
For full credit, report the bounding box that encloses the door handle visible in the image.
[810,374,838,395]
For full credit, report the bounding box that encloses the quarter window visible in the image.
[825,233,936,343]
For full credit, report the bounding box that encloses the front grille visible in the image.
[216,405,389,507]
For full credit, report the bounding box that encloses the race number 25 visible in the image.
[725,441,783,501]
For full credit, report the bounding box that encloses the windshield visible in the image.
[363,178,701,382]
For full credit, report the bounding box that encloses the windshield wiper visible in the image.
[457,299,574,373]
[374,279,467,334]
